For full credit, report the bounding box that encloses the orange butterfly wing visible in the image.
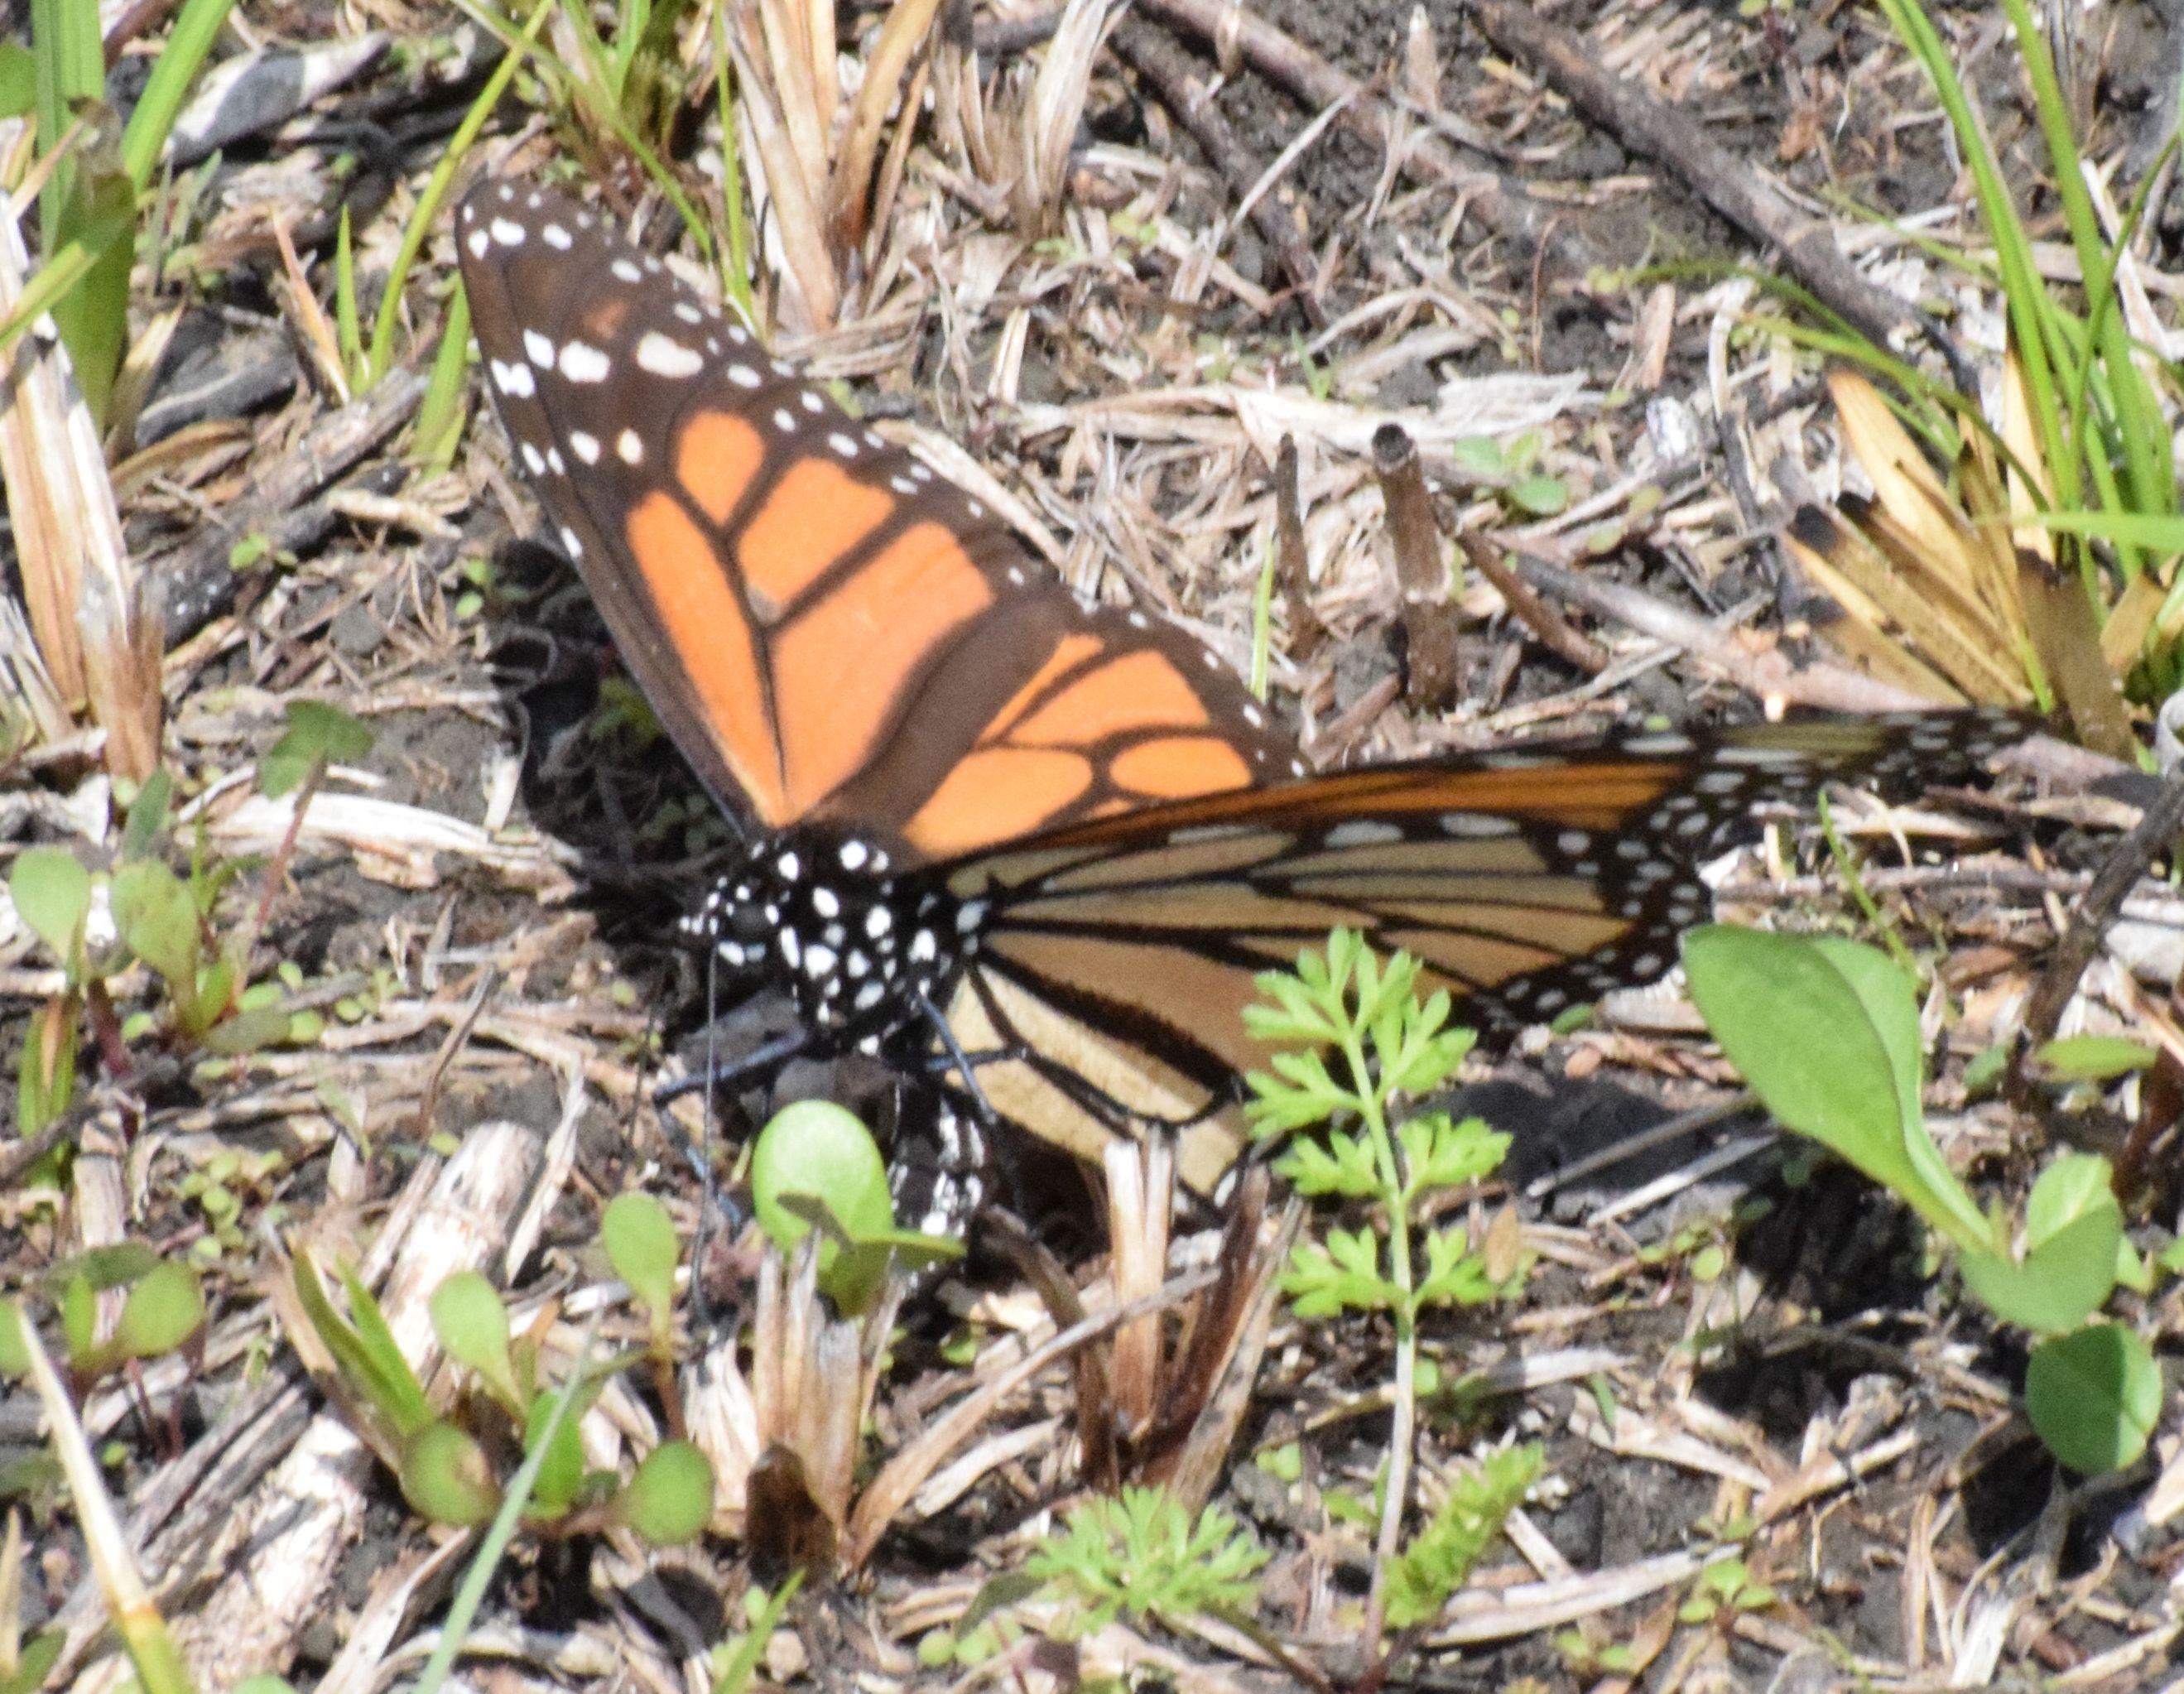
[456,181,1298,866]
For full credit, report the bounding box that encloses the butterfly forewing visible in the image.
[456,180,1298,867]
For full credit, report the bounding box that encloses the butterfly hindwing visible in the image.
[927,710,2025,1191]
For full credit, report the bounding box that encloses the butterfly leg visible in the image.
[906,984,1031,1229]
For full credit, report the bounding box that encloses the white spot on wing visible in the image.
[636,332,704,378]
[559,341,610,383]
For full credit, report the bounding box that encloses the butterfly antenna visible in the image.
[693,936,722,1325]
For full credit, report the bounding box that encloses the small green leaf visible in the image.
[2024,1323,2162,1475]
[8,847,91,970]
[291,1256,432,1438]
[602,1191,680,1332]
[1682,926,1999,1254]
[0,1302,27,1375]
[1383,1441,1541,1629]
[260,700,375,798]
[1416,1225,1499,1308]
[196,1001,293,1055]
[523,1382,594,1518]
[1450,436,1507,478]
[115,1261,204,1359]
[120,768,173,863]
[1400,1114,1508,1192]
[59,1275,96,1365]
[0,1630,62,1694]
[1506,474,1569,516]
[2023,1153,2119,1253]
[112,860,200,989]
[1274,1129,1379,1197]
[2031,1035,2158,1081]
[0,41,35,120]
[1960,1201,2120,1335]
[616,1440,714,1545]
[752,1100,894,1252]
[431,1271,519,1408]
[18,993,80,1138]
[399,1420,501,1526]
[1282,1227,1393,1316]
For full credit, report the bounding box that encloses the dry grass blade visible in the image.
[733,0,843,330]
[733,0,941,327]
[1785,371,2029,707]
[0,595,70,753]
[1150,1171,1300,1515]
[1791,364,2135,756]
[1015,0,1111,233]
[0,201,162,780]
[1105,1138,1172,1436]
[841,1259,1219,1567]
[1994,349,2133,758]
[829,0,944,254]
[17,1316,194,1693]
[734,1238,906,1573]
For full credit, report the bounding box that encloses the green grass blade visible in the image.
[119,0,238,191]
[0,193,132,359]
[416,286,472,473]
[334,205,363,389]
[407,1322,600,1694]
[710,6,755,326]
[1874,0,2076,505]
[30,0,100,234]
[366,0,554,383]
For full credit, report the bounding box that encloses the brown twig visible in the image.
[1109,19,1328,326]
[1373,426,1442,600]
[2015,770,2184,1075]
[1456,533,1609,676]
[1372,425,1461,709]
[1274,435,1323,664]
[1509,551,1949,713]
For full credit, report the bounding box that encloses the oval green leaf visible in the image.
[430,1271,515,1401]
[1682,926,1997,1254]
[9,848,91,970]
[399,1421,501,1526]
[111,860,198,987]
[2025,1323,2162,1475]
[2030,1035,2158,1082]
[1960,1198,2122,1335]
[523,1382,594,1518]
[602,1191,679,1322]
[617,1440,715,1545]
[752,1100,892,1255]
[115,1260,204,1359]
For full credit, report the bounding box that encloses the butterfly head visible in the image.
[688,831,961,1043]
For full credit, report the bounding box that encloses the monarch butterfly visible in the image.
[456,180,2023,1197]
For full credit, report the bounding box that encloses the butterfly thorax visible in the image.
[686,830,966,1046]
